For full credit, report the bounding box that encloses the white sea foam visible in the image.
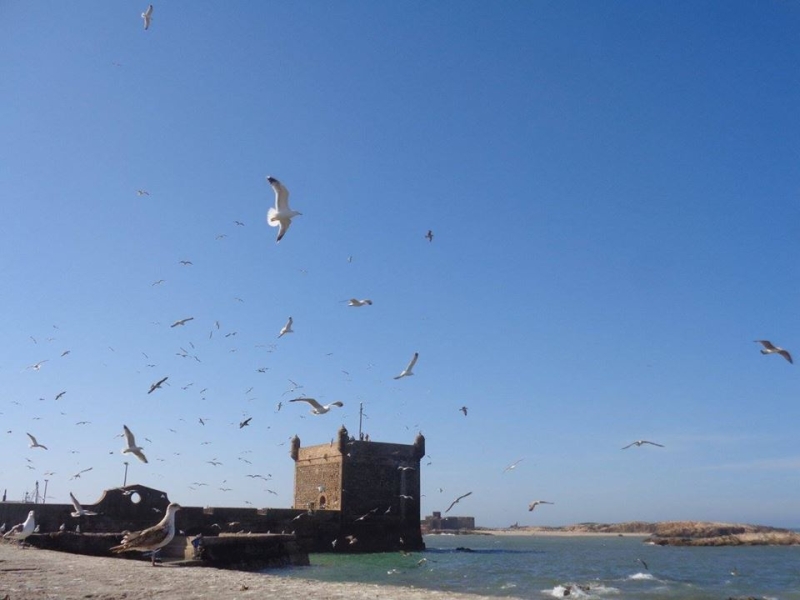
[627,572,654,580]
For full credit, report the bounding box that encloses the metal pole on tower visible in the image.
[43,479,49,504]
[358,402,363,439]
[123,462,129,487]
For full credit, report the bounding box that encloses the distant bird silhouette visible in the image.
[278,317,294,338]
[394,352,419,380]
[148,376,168,394]
[26,433,47,450]
[622,440,664,450]
[459,406,468,416]
[445,491,472,513]
[171,317,194,328]
[425,230,434,242]
[239,417,252,429]
[637,557,649,570]
[347,298,373,307]
[754,340,793,364]
[528,500,554,511]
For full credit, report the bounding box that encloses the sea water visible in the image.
[279,534,800,599]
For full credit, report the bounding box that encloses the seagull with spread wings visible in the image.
[622,439,664,450]
[148,376,168,394]
[347,298,373,307]
[171,317,194,328]
[754,340,793,364]
[122,425,148,463]
[141,4,153,30]
[26,433,48,450]
[70,492,98,517]
[278,316,293,338]
[393,352,419,380]
[289,398,344,415]
[266,176,302,242]
[528,500,554,512]
[445,491,472,513]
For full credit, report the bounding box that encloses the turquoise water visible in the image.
[278,534,800,599]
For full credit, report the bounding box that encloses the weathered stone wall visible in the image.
[294,443,343,510]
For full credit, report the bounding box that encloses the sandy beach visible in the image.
[0,543,516,600]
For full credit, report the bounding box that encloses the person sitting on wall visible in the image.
[191,534,205,559]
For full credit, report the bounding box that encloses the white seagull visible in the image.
[347,299,373,307]
[266,176,302,242]
[445,491,472,513]
[528,500,554,512]
[122,425,148,463]
[278,316,293,338]
[622,439,664,450]
[70,492,98,517]
[141,4,153,30]
[111,503,181,565]
[3,511,35,543]
[393,352,419,380]
[26,433,48,450]
[289,398,344,415]
[754,340,793,364]
[170,317,194,328]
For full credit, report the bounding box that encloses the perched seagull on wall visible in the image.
[445,491,472,513]
[70,492,98,517]
[148,376,168,394]
[278,317,293,338]
[754,340,793,364]
[111,503,181,566]
[122,425,148,463]
[393,352,419,380]
[622,439,664,450]
[266,176,302,242]
[528,500,554,512]
[3,511,35,543]
[26,433,48,450]
[141,4,153,30]
[347,298,373,307]
[502,458,524,473]
[170,317,194,328]
[289,398,344,415]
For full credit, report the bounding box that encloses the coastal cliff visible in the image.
[489,521,800,546]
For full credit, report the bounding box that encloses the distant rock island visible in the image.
[485,521,800,546]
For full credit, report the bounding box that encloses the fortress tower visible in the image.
[291,425,425,551]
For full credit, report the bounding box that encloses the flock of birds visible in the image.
[3,4,796,562]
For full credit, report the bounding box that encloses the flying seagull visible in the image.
[239,417,252,429]
[122,425,148,463]
[622,439,664,450]
[445,491,472,513]
[70,492,98,517]
[170,317,194,328]
[141,4,153,30]
[347,299,373,307]
[459,406,468,416]
[55,391,66,400]
[3,511,35,543]
[26,433,48,450]
[266,176,302,242]
[637,557,649,571]
[111,503,181,566]
[754,340,793,364]
[278,316,293,338]
[528,500,554,512]
[503,458,524,473]
[137,190,150,196]
[425,230,434,242]
[289,398,344,415]
[393,352,419,380]
[148,376,168,394]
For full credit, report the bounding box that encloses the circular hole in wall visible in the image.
[129,491,142,504]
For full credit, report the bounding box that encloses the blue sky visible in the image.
[1,1,799,529]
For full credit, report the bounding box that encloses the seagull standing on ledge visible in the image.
[622,440,664,450]
[754,340,793,364]
[3,511,35,543]
[111,503,181,565]
[122,425,148,463]
[141,4,153,30]
[266,176,301,242]
[289,398,344,415]
[393,352,419,380]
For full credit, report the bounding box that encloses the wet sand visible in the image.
[0,543,516,600]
